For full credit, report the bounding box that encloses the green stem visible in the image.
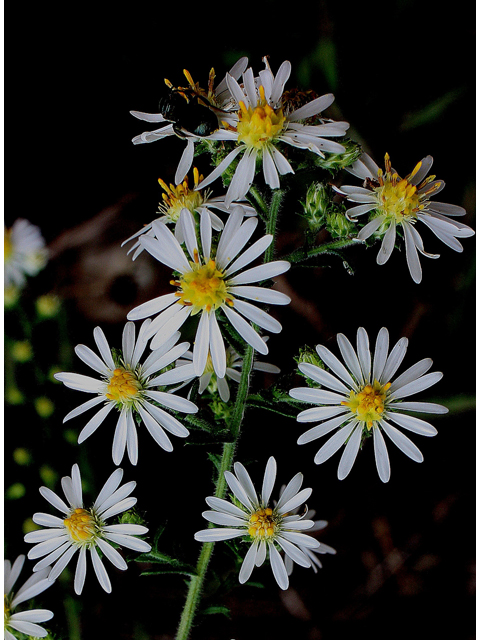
[175,344,254,640]
[247,185,269,220]
[264,189,284,264]
[283,237,360,264]
[175,182,278,639]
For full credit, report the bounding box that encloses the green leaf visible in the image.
[199,605,231,618]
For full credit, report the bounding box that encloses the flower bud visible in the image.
[325,207,356,238]
[300,182,331,233]
[314,139,362,173]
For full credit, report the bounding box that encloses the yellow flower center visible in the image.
[64,508,97,543]
[158,168,205,222]
[248,508,276,539]
[342,380,391,429]
[4,229,12,263]
[236,86,286,150]
[174,257,232,314]
[105,367,142,403]
[373,153,430,222]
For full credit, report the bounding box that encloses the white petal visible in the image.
[209,311,227,378]
[315,344,357,388]
[380,337,409,383]
[381,421,424,462]
[239,541,258,584]
[228,260,290,285]
[372,328,389,382]
[205,497,248,519]
[297,413,351,445]
[261,457,277,505]
[314,423,355,465]
[102,532,151,553]
[222,304,269,355]
[228,284,290,305]
[143,390,197,414]
[141,401,189,438]
[373,427,391,482]
[90,547,112,593]
[233,299,282,333]
[356,327,371,382]
[233,462,259,508]
[337,423,362,480]
[276,536,311,568]
[289,387,346,405]
[276,473,303,511]
[74,546,87,595]
[137,405,174,451]
[175,139,195,185]
[384,411,438,436]
[112,409,128,466]
[63,395,106,424]
[193,311,210,376]
[202,511,247,527]
[277,488,312,515]
[194,528,245,542]
[389,358,433,393]
[298,363,349,394]
[74,344,110,376]
[78,402,115,444]
[390,371,443,399]
[38,487,70,515]
[376,221,397,265]
[96,537,127,571]
[268,542,289,590]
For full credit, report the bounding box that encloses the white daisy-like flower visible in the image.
[194,457,321,590]
[54,321,198,465]
[126,207,291,379]
[197,58,349,205]
[130,57,249,185]
[4,219,48,288]
[283,509,336,576]
[335,152,475,283]
[24,464,151,595]
[289,327,448,482]
[4,555,53,639]
[175,339,280,402]
[122,167,256,260]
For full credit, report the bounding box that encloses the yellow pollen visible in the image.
[236,89,286,150]
[64,508,96,543]
[105,367,142,403]
[248,508,277,540]
[371,152,440,223]
[176,259,229,314]
[158,171,204,223]
[341,380,391,429]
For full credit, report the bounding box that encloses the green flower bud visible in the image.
[301,182,330,232]
[325,207,356,238]
[118,510,146,527]
[314,139,363,173]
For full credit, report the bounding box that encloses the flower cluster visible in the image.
[5,51,473,639]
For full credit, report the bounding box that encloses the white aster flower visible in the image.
[194,457,321,590]
[175,339,280,402]
[122,167,256,260]
[289,327,448,482]
[54,321,198,465]
[283,509,336,576]
[4,219,48,288]
[336,152,475,283]
[4,555,53,640]
[24,464,151,595]
[130,57,249,185]
[126,207,291,379]
[197,58,349,204]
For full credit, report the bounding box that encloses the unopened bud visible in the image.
[315,139,362,173]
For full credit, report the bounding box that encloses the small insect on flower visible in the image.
[157,87,220,138]
[130,57,249,185]
[4,555,53,639]
[194,457,329,590]
[290,327,448,482]
[24,464,151,595]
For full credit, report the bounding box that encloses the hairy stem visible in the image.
[284,236,360,264]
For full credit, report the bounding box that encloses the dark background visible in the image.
[5,1,475,639]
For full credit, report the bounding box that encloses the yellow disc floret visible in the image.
[175,258,232,314]
[236,86,286,150]
[248,508,276,539]
[158,168,205,223]
[342,380,391,429]
[374,153,422,222]
[106,367,142,403]
[64,508,97,543]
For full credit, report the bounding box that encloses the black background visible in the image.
[5,1,475,639]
